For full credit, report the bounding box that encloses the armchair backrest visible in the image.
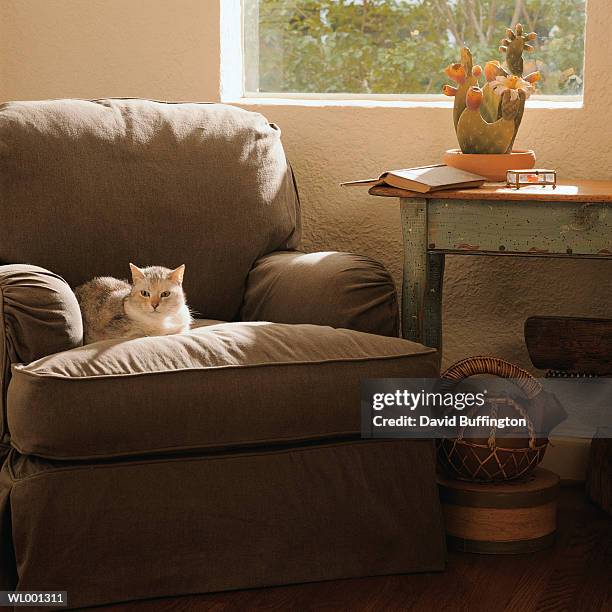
[0,99,301,320]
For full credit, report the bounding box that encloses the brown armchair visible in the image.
[0,99,444,608]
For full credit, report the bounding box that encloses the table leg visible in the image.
[424,252,445,353]
[400,198,444,353]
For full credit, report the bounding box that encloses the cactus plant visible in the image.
[500,23,537,76]
[444,47,479,129]
[457,88,521,154]
[443,23,540,155]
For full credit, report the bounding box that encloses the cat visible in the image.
[75,263,192,344]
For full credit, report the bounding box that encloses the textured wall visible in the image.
[1,0,610,372]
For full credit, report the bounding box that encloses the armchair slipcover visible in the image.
[0,99,444,608]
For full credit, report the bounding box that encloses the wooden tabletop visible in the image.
[369,180,612,203]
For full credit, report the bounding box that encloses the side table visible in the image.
[370,180,612,351]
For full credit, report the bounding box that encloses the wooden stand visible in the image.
[438,468,560,554]
[586,428,612,515]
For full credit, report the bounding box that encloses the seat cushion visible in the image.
[7,322,438,460]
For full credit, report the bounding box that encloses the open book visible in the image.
[341,164,485,194]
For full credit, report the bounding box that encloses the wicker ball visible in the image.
[437,356,549,482]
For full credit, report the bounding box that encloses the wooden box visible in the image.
[438,468,560,554]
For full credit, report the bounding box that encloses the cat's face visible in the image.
[126,264,186,316]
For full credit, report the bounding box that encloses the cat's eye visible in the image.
[160,291,171,298]
[140,290,150,297]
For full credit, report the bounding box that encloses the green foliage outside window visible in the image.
[245,0,585,96]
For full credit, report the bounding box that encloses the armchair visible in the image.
[0,99,444,608]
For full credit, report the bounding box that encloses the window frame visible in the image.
[221,0,585,108]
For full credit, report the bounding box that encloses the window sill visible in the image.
[228,97,451,108]
[225,96,583,110]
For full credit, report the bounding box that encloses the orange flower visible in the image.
[524,71,541,84]
[484,60,503,82]
[466,86,483,110]
[444,63,466,83]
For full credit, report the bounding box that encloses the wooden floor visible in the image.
[98,487,611,612]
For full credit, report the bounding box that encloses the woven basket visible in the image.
[436,356,548,482]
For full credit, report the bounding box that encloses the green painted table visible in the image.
[370,180,612,351]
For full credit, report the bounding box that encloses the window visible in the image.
[242,0,586,99]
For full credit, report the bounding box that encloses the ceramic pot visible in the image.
[443,148,536,182]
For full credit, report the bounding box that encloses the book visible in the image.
[340,164,486,193]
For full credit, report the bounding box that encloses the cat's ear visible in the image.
[129,263,145,283]
[169,264,185,285]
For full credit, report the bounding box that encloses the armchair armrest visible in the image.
[0,265,82,447]
[240,251,399,337]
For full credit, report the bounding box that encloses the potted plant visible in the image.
[442,24,541,181]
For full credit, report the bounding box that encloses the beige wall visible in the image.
[1,0,611,372]
[0,0,221,102]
